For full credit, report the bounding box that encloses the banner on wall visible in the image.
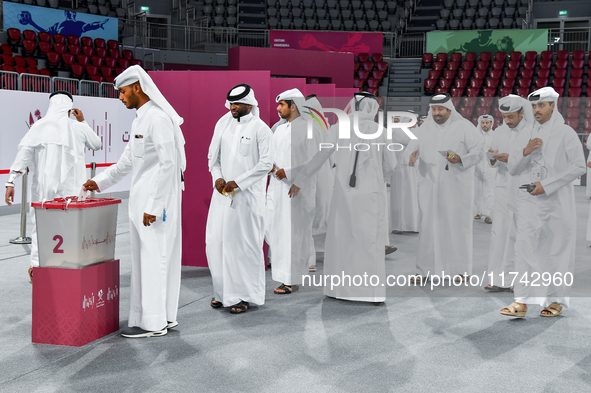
[0,90,135,195]
[269,30,383,56]
[426,29,548,55]
[3,2,118,41]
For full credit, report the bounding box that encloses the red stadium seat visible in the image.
[523,60,536,70]
[537,69,550,78]
[450,53,462,63]
[25,57,36,68]
[507,60,520,70]
[436,53,447,63]
[477,106,491,116]
[422,53,433,66]
[480,52,492,62]
[465,52,477,62]
[455,79,468,89]
[460,106,473,118]
[540,51,553,60]
[461,61,474,70]
[518,78,532,88]
[82,46,94,57]
[376,61,388,71]
[499,87,513,97]
[566,107,580,118]
[115,67,125,75]
[372,70,384,80]
[53,33,66,45]
[1,64,15,72]
[556,50,569,60]
[505,69,518,79]
[424,78,437,91]
[95,38,106,49]
[516,87,530,97]
[76,54,89,66]
[27,67,39,75]
[367,79,380,88]
[429,70,441,80]
[552,78,565,88]
[7,28,21,47]
[470,79,483,88]
[572,50,585,60]
[96,47,107,58]
[354,78,365,88]
[571,69,584,78]
[68,44,80,55]
[474,70,487,79]
[553,68,566,78]
[486,78,500,89]
[15,66,27,75]
[494,52,507,62]
[13,55,26,67]
[480,98,493,108]
[67,35,80,46]
[443,70,456,79]
[509,51,522,62]
[494,107,502,118]
[555,87,564,96]
[433,61,445,71]
[521,69,534,79]
[476,61,489,70]
[439,79,453,89]
[435,87,449,94]
[362,61,375,71]
[101,66,114,77]
[372,53,383,62]
[567,98,581,108]
[586,108,591,117]
[463,97,476,107]
[570,78,583,88]
[91,75,105,83]
[447,61,460,71]
[23,30,36,41]
[571,59,584,69]
[585,118,591,130]
[1,44,12,55]
[488,70,502,79]
[535,78,548,88]
[539,60,552,69]
[525,51,537,61]
[569,88,582,97]
[91,56,104,67]
[38,41,51,56]
[451,87,464,97]
[1,54,14,66]
[62,53,74,68]
[81,36,93,47]
[466,88,480,97]
[492,60,505,70]
[47,52,60,67]
[38,31,51,43]
[131,59,143,67]
[555,59,568,69]
[358,69,370,79]
[502,79,515,88]
[587,97,591,108]
[86,64,98,76]
[565,118,579,129]
[22,40,36,56]
[40,69,50,76]
[354,61,360,71]
[458,70,471,79]
[54,43,66,54]
[367,87,379,96]
[109,49,121,59]
[105,57,118,68]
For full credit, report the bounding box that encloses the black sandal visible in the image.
[229,300,250,314]
[211,297,223,309]
[274,283,298,294]
[385,246,398,255]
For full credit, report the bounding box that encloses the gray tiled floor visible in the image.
[1,190,590,392]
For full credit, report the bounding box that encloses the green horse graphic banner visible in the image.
[426,29,548,55]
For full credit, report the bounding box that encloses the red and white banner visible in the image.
[269,30,383,56]
[0,90,135,198]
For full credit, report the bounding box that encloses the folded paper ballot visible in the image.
[486,151,498,160]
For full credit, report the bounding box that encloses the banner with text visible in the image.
[426,29,549,55]
[270,30,383,56]
[3,2,118,41]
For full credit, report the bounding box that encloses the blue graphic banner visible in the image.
[3,2,117,41]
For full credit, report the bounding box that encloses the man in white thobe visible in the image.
[485,95,534,291]
[501,87,585,318]
[290,92,397,303]
[84,65,185,337]
[474,114,496,224]
[404,93,484,283]
[390,112,419,234]
[206,84,272,313]
[5,91,102,281]
[267,88,321,294]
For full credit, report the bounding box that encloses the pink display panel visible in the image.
[269,31,383,56]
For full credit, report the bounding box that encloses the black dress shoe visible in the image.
[121,326,167,338]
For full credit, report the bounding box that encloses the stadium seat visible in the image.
[122,50,134,61]
[440,79,453,89]
[571,69,584,78]
[556,50,569,60]
[372,53,383,62]
[372,70,384,80]
[1,44,12,55]
[518,78,531,88]
[91,56,104,67]
[535,78,548,88]
[516,87,529,97]
[473,69,487,79]
[539,60,552,69]
[67,35,80,46]
[436,53,448,63]
[7,28,21,48]
[571,59,584,69]
[451,87,464,97]
[357,70,370,79]
[470,79,483,88]
[586,108,591,117]
[572,50,585,60]
[494,52,507,62]
[486,78,499,89]
[131,59,143,67]
[553,68,566,78]
[95,38,106,48]
[47,52,60,68]
[567,98,582,108]
[540,51,553,60]
[482,87,496,97]
[455,79,468,89]
[1,54,14,67]
[460,106,473,118]
[569,78,583,88]
[23,30,37,42]
[68,45,80,56]
[505,69,518,79]
[555,59,568,69]
[461,61,474,71]
[466,87,480,97]
[492,60,505,70]
[450,53,462,63]
[118,58,130,69]
[13,56,26,68]
[354,78,365,89]
[480,52,492,62]
[465,52,477,62]
[362,62,375,71]
[566,107,580,118]
[435,87,450,94]
[499,87,513,97]
[458,70,471,79]
[109,49,121,59]
[523,60,536,70]
[38,41,51,57]
[77,55,89,66]
[509,51,522,62]
[489,70,503,79]
[38,32,51,43]
[476,61,489,70]
[552,78,566,88]
[433,61,445,71]
[358,53,370,62]
[537,69,550,78]
[376,61,388,71]
[422,53,434,67]
[81,36,93,47]
[507,60,520,70]
[424,78,437,92]
[429,70,441,79]
[82,46,94,57]
[53,34,66,45]
[525,51,537,61]
[521,69,534,79]
[443,70,456,79]
[53,43,66,55]
[477,106,491,116]
[565,118,579,129]
[502,79,515,88]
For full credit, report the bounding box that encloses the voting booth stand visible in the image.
[31,197,121,347]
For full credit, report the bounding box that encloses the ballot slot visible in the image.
[32,197,122,269]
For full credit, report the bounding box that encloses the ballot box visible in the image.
[31,197,122,346]
[32,260,120,346]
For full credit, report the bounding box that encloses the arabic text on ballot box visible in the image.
[31,197,122,347]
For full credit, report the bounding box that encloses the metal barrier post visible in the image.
[9,169,32,245]
[90,162,96,198]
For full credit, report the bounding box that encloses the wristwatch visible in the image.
[5,182,14,188]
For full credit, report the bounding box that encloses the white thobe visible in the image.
[310,123,334,255]
[585,137,591,241]
[267,116,319,286]
[404,116,485,278]
[93,101,183,331]
[9,119,102,267]
[389,127,419,232]
[206,112,272,307]
[474,128,496,217]
[295,121,397,302]
[508,115,585,307]
[486,120,530,286]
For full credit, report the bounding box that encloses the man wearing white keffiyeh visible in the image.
[84,65,185,337]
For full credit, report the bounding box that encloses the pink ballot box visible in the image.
[32,259,120,346]
[32,197,121,268]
